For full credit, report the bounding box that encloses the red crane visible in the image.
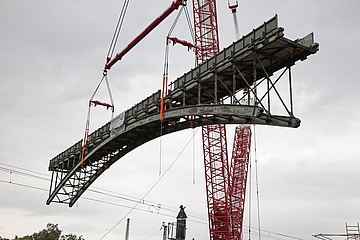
[103,1,251,239]
[228,125,252,240]
[192,0,231,238]
[192,1,251,240]
[104,0,184,70]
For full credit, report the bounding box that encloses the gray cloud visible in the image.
[1,0,359,239]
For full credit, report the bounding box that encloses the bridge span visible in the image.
[47,15,319,206]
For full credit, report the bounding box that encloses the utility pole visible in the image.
[124,218,130,240]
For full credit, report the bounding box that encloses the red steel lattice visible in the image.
[229,125,252,240]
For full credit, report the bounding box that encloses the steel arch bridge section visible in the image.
[47,15,319,207]
[46,104,299,207]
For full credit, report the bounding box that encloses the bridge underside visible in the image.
[47,15,319,206]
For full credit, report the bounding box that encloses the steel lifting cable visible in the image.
[158,40,170,175]
[248,142,252,240]
[80,72,115,165]
[183,4,197,184]
[159,0,196,122]
[184,4,196,44]
[253,125,262,240]
[158,1,196,175]
[106,0,130,63]
[159,42,170,123]
[159,3,182,122]
[80,0,130,165]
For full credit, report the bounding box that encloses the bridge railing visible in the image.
[49,90,162,171]
[171,15,278,91]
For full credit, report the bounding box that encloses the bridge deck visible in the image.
[47,15,319,206]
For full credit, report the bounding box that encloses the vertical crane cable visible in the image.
[248,140,252,240]
[158,1,196,177]
[158,5,183,175]
[184,4,197,184]
[81,0,129,165]
[80,73,115,165]
[106,0,130,62]
[254,125,262,240]
[159,42,170,175]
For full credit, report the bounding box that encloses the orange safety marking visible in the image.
[160,74,168,121]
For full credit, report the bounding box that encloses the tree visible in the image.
[60,234,84,240]
[30,223,62,240]
[12,223,85,240]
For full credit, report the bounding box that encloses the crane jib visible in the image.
[104,0,184,70]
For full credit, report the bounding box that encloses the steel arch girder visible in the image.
[46,104,300,207]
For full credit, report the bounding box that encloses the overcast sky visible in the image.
[1,0,359,239]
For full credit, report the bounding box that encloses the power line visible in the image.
[0,179,48,192]
[0,158,306,240]
[99,128,200,239]
[0,161,207,220]
[0,175,305,240]
[0,161,208,222]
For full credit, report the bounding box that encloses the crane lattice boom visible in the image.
[193,0,251,239]
[229,125,252,240]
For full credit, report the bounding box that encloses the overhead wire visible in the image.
[0,178,48,192]
[0,173,206,224]
[0,133,303,239]
[0,162,207,222]
[0,135,302,240]
[0,162,48,177]
[0,144,304,240]
[0,166,306,240]
[0,166,48,181]
[99,128,200,239]
[142,228,162,240]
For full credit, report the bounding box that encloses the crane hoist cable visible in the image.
[253,125,262,240]
[104,0,185,70]
[159,1,196,175]
[106,0,130,64]
[228,0,240,39]
[159,1,196,122]
[80,0,131,165]
[80,71,115,165]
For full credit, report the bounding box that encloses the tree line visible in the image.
[0,223,84,240]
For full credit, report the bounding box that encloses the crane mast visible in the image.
[101,0,251,239]
[192,0,231,239]
[193,1,251,240]
[192,0,220,64]
[228,125,251,240]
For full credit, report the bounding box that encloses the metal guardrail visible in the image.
[172,15,278,90]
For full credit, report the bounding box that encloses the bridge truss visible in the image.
[47,15,319,207]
